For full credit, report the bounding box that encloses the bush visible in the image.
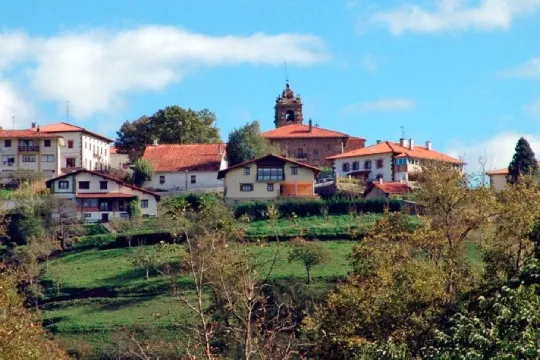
[233,198,401,220]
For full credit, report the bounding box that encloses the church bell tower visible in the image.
[274,82,303,128]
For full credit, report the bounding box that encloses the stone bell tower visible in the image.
[274,82,303,128]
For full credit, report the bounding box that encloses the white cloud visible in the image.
[503,58,540,78]
[371,0,540,35]
[524,98,540,117]
[445,132,540,173]
[0,32,32,70]
[362,54,378,73]
[0,81,34,129]
[342,98,415,113]
[0,26,329,119]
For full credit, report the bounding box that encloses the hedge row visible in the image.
[233,198,402,220]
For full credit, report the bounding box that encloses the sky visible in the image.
[2,0,540,172]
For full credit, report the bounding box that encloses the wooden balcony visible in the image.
[18,145,40,152]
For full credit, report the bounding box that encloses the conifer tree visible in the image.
[507,137,538,184]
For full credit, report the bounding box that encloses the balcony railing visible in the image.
[18,145,40,152]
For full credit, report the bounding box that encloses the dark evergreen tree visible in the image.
[507,137,538,184]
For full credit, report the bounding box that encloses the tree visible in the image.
[226,121,277,166]
[115,106,221,160]
[128,197,143,221]
[288,238,330,284]
[0,266,70,360]
[47,198,85,250]
[507,137,538,184]
[131,158,154,187]
[131,247,161,279]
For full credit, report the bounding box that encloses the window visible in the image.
[376,159,384,169]
[85,142,87,150]
[240,183,254,192]
[118,200,126,212]
[352,161,360,171]
[66,158,76,168]
[4,140,11,148]
[68,140,74,149]
[291,166,298,175]
[44,140,51,147]
[159,175,165,184]
[364,160,372,170]
[141,200,149,208]
[243,167,251,175]
[191,175,196,184]
[78,181,90,190]
[342,162,350,172]
[267,183,274,192]
[41,154,54,163]
[22,155,36,163]
[82,199,97,208]
[84,213,92,218]
[395,158,408,165]
[99,201,109,211]
[105,149,108,156]
[296,147,307,159]
[58,180,69,189]
[2,155,14,166]
[100,181,108,190]
[257,167,284,181]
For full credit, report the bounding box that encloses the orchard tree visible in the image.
[226,121,277,166]
[288,238,330,284]
[131,158,154,187]
[507,137,538,184]
[115,106,221,160]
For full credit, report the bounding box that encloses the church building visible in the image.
[262,82,365,168]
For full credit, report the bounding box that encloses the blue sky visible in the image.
[2,0,540,171]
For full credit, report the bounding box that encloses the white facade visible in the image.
[333,153,394,182]
[0,136,63,183]
[56,132,111,171]
[48,170,159,222]
[145,171,224,192]
[489,174,508,191]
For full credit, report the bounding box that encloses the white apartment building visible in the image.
[328,138,463,182]
[0,130,64,184]
[32,122,112,172]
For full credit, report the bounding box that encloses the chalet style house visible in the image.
[46,169,160,222]
[217,154,319,203]
[262,83,365,168]
[0,129,64,184]
[328,138,463,182]
[31,122,112,171]
[142,143,227,192]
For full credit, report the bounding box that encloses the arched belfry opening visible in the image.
[274,82,303,128]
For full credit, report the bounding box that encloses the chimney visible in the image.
[400,138,408,147]
[37,126,40,133]
[376,140,382,144]
[31,122,36,129]
[218,143,222,155]
[409,138,414,150]
[378,177,383,184]
[425,140,432,150]
[152,139,158,146]
[308,119,313,132]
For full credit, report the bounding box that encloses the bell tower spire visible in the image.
[274,81,303,128]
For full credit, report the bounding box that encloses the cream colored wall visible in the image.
[224,162,315,201]
[490,174,507,191]
[333,153,393,181]
[0,138,61,179]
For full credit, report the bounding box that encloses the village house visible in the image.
[486,161,540,191]
[0,129,64,184]
[363,180,411,200]
[31,122,112,171]
[142,143,227,192]
[217,153,319,203]
[262,82,365,168]
[46,169,160,222]
[328,138,463,182]
[109,146,131,171]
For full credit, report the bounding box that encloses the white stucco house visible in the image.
[486,161,540,191]
[31,122,112,172]
[327,138,463,183]
[109,146,131,171]
[142,143,227,192]
[46,169,160,222]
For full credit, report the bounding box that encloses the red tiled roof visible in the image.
[110,146,118,154]
[0,130,62,139]
[143,143,226,172]
[33,122,113,142]
[262,124,352,139]
[76,193,135,199]
[372,182,411,194]
[486,161,540,176]
[327,141,463,164]
[344,136,365,152]
[218,153,320,179]
[45,169,160,199]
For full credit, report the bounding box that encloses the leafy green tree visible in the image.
[115,106,221,159]
[226,121,277,166]
[507,137,538,184]
[131,158,154,187]
[128,197,142,221]
[288,238,330,284]
[131,247,161,279]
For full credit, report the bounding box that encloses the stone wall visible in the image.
[269,138,346,168]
